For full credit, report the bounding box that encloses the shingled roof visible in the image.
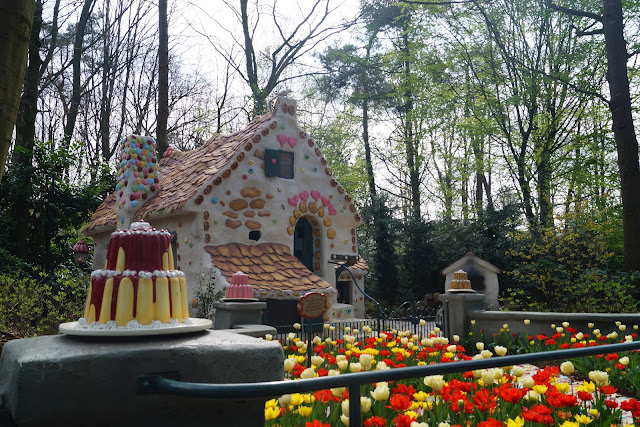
[84,111,275,233]
[205,242,332,297]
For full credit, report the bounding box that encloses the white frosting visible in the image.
[90,269,185,278]
[76,317,193,330]
[130,221,152,230]
[110,226,170,238]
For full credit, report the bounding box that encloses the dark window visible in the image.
[265,149,294,179]
[293,217,313,271]
[249,230,261,241]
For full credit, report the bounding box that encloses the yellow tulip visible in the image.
[574,414,593,424]
[533,385,548,395]
[264,406,280,420]
[507,417,525,427]
[578,381,596,393]
[297,405,312,417]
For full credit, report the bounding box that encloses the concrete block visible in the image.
[0,330,283,426]
[213,301,267,329]
[442,292,485,340]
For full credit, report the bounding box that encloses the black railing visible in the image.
[138,339,640,427]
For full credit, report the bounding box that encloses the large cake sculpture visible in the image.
[64,134,213,334]
[78,221,190,329]
[449,270,474,290]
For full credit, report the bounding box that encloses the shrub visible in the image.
[0,269,87,337]
[506,204,637,312]
[192,268,225,319]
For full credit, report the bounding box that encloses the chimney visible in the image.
[115,135,160,228]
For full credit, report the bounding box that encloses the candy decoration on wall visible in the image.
[115,135,160,228]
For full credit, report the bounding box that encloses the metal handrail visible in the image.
[138,340,640,427]
[333,263,384,333]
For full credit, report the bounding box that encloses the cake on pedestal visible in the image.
[448,270,476,292]
[63,221,211,334]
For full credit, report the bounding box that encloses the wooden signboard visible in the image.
[297,292,328,319]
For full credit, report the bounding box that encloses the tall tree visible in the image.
[156,0,169,157]
[0,1,36,183]
[548,0,640,271]
[205,0,355,117]
[61,0,95,148]
[11,0,60,260]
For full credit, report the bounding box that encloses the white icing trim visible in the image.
[76,317,193,330]
[91,269,185,278]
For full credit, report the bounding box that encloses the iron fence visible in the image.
[138,335,640,427]
[271,299,445,343]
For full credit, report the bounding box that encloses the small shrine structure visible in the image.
[442,252,501,310]
[83,95,368,323]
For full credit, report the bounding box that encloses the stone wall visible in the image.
[468,310,640,340]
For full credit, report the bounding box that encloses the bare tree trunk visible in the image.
[603,0,640,271]
[402,33,421,220]
[156,0,169,157]
[62,0,95,148]
[11,0,44,260]
[0,1,35,183]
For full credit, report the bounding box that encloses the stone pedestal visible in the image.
[443,292,486,340]
[0,330,283,426]
[213,301,267,330]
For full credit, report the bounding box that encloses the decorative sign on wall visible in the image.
[297,292,328,319]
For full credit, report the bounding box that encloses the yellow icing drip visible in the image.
[98,278,114,324]
[83,283,93,319]
[87,304,96,324]
[136,277,154,325]
[179,277,188,321]
[170,277,182,320]
[116,247,126,272]
[168,246,175,270]
[115,277,134,326]
[155,276,171,324]
[162,252,169,271]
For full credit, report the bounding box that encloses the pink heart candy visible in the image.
[321,196,330,207]
[328,204,337,216]
[271,158,277,164]
[299,191,309,202]
[277,134,288,148]
[288,195,299,206]
[287,136,297,148]
[310,190,321,201]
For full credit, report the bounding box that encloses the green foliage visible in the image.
[507,203,639,312]
[0,269,87,337]
[192,269,226,320]
[359,196,400,304]
[0,140,114,273]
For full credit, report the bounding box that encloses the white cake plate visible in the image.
[222,298,259,302]
[59,318,212,337]
[446,289,477,293]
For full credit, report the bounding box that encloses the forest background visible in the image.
[1,0,640,337]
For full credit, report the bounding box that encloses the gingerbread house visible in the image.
[83,96,368,323]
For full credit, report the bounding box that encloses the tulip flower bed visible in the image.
[264,321,640,427]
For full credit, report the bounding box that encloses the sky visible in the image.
[171,0,362,94]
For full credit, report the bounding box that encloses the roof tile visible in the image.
[205,242,331,294]
[84,111,275,233]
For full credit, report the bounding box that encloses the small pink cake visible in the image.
[226,271,253,299]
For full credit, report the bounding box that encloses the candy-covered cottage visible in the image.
[83,96,368,325]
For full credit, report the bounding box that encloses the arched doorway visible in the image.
[293,217,314,271]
